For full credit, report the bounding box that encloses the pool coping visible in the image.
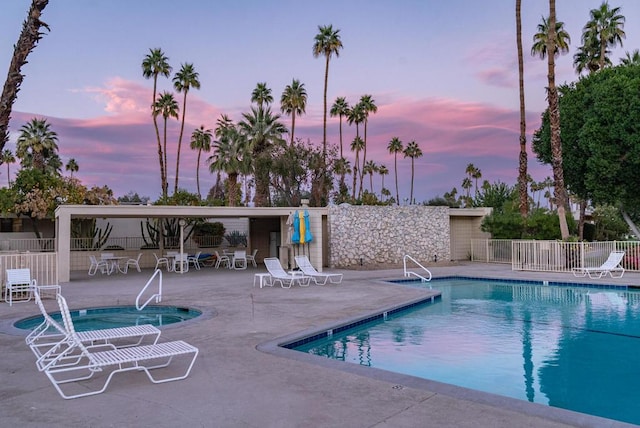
[257,275,637,428]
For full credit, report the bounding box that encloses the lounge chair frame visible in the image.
[294,255,343,285]
[42,294,198,399]
[263,257,311,288]
[572,250,626,279]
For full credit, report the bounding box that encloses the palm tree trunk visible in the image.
[410,159,415,205]
[162,117,169,197]
[196,149,202,198]
[517,0,529,217]
[394,154,400,206]
[152,80,165,198]
[547,0,570,239]
[359,120,367,199]
[0,0,49,152]
[338,115,343,158]
[290,111,296,146]
[174,91,188,194]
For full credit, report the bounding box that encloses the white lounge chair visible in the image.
[294,255,343,285]
[42,294,198,399]
[572,250,626,279]
[27,288,161,371]
[187,251,202,270]
[154,253,170,271]
[263,257,310,288]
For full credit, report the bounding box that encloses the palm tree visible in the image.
[190,125,212,199]
[472,167,482,196]
[387,137,403,205]
[65,158,78,179]
[531,15,571,59]
[330,97,350,158]
[1,149,15,186]
[153,91,179,197]
[461,177,473,202]
[583,1,625,71]
[516,0,528,217]
[251,82,273,108]
[403,141,423,205]
[280,79,307,146]
[333,156,351,202]
[142,48,172,197]
[357,95,377,199]
[0,0,50,153]
[172,63,200,194]
[208,124,248,207]
[238,106,287,206]
[349,136,364,200]
[573,38,607,74]
[378,164,389,196]
[546,0,569,239]
[620,49,640,65]
[363,160,378,193]
[16,117,59,174]
[313,25,343,202]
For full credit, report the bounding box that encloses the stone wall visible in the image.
[328,205,450,267]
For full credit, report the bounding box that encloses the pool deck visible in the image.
[1,262,638,428]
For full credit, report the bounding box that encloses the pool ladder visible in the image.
[136,269,163,310]
[403,255,432,286]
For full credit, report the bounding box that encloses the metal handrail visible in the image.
[136,269,163,310]
[403,254,432,285]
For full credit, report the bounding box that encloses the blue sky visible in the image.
[1,0,639,203]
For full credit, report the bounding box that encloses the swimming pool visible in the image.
[289,278,640,425]
[14,305,202,331]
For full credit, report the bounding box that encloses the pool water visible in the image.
[15,305,202,331]
[293,278,640,425]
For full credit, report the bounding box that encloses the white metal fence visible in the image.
[0,252,58,288]
[6,236,224,253]
[472,239,640,273]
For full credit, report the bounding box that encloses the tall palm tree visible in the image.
[65,158,78,179]
[583,1,625,71]
[333,156,351,201]
[387,137,403,205]
[190,125,212,199]
[349,136,364,200]
[378,164,389,195]
[531,16,571,59]
[546,0,569,239]
[516,0,528,217]
[330,96,350,158]
[313,25,343,203]
[280,79,307,146]
[172,63,200,194]
[357,95,377,199]
[573,38,607,74]
[238,106,287,206]
[363,160,378,193]
[251,82,273,108]
[1,149,15,186]
[0,0,50,153]
[153,91,179,198]
[142,48,172,197]
[403,141,423,205]
[472,167,482,196]
[16,117,59,174]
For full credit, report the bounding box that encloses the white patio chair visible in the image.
[294,255,343,285]
[88,255,109,276]
[42,294,198,399]
[27,287,161,371]
[123,253,143,273]
[188,251,202,270]
[233,250,247,270]
[5,268,35,306]
[572,250,626,279]
[214,251,230,269]
[263,257,310,288]
[246,249,258,268]
[153,253,170,271]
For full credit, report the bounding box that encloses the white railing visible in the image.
[470,239,512,263]
[403,254,432,284]
[8,238,55,252]
[0,252,58,287]
[136,269,163,310]
[512,240,640,273]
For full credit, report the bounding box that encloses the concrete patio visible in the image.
[1,262,638,428]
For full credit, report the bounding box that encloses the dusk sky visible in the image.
[2,0,639,203]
